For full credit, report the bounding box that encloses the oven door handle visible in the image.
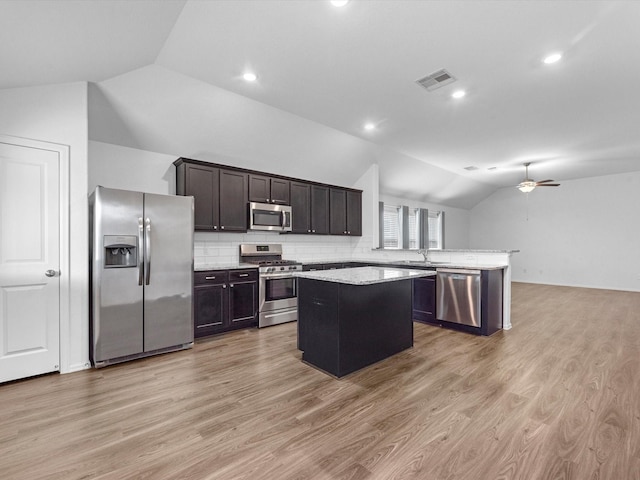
[261,273,298,280]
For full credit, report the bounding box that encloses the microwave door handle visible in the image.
[280,210,285,229]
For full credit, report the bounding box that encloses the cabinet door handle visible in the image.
[238,273,249,277]
[205,276,217,280]
[307,230,311,233]
[222,284,227,289]
[213,226,218,230]
[230,284,234,288]
[221,226,225,230]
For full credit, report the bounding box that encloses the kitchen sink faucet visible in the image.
[418,249,429,261]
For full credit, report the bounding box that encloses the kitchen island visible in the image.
[296,267,436,378]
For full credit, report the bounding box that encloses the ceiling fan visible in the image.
[517,162,560,193]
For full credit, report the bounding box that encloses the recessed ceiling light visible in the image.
[330,0,350,6]
[451,90,466,99]
[364,123,376,131]
[243,72,257,82]
[543,53,562,64]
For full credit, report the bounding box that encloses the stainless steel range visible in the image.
[239,244,302,327]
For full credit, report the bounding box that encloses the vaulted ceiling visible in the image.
[2,0,639,208]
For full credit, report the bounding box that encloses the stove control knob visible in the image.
[279,266,285,271]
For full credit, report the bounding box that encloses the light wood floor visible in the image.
[2,282,640,479]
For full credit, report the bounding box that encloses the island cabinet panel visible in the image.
[249,174,290,205]
[412,276,436,323]
[298,277,413,378]
[297,279,339,368]
[290,181,311,233]
[310,185,329,234]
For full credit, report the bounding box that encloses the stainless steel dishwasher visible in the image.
[436,268,481,327]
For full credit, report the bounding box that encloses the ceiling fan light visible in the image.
[518,181,536,193]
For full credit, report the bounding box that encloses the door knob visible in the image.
[45,269,57,277]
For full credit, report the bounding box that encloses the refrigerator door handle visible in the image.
[138,217,144,286]
[145,217,151,285]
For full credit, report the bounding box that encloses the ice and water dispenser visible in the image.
[103,235,137,268]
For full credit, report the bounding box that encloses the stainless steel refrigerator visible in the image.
[89,186,194,367]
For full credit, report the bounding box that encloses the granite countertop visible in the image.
[433,249,520,254]
[300,259,505,271]
[194,262,257,272]
[295,266,436,285]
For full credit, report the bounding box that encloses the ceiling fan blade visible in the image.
[536,179,555,184]
[536,183,560,187]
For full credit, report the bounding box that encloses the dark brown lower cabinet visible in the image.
[194,269,258,338]
[228,270,258,326]
[412,275,436,323]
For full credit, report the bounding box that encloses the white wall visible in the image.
[0,82,89,372]
[89,141,177,195]
[470,171,640,292]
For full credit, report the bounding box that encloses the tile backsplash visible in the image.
[194,231,374,266]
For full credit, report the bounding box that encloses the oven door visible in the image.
[259,274,297,312]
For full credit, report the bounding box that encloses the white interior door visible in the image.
[0,139,60,383]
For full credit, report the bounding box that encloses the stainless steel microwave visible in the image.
[248,202,292,232]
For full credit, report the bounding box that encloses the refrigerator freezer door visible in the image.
[142,193,194,351]
[92,187,145,362]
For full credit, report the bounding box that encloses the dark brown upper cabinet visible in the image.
[310,185,329,235]
[219,169,248,231]
[175,158,360,236]
[330,188,347,235]
[249,174,290,205]
[290,181,311,234]
[177,162,219,231]
[346,190,362,236]
[176,160,247,232]
[330,188,362,236]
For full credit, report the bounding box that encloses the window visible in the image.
[382,204,401,249]
[379,202,444,250]
[427,210,443,249]
[408,208,419,250]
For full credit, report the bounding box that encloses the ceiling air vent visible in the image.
[415,69,457,91]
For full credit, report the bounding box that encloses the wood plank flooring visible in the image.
[2,282,640,479]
